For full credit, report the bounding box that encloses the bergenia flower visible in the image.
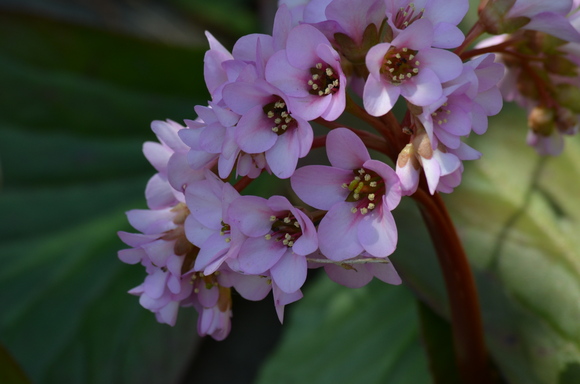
[222,80,313,178]
[364,18,463,116]
[417,53,504,147]
[385,0,469,49]
[303,0,386,45]
[291,128,401,261]
[505,0,580,42]
[228,195,318,294]
[265,23,347,121]
[184,171,244,275]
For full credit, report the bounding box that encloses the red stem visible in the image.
[454,22,486,56]
[233,175,254,192]
[412,187,492,384]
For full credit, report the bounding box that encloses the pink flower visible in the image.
[417,53,504,148]
[507,0,580,42]
[184,171,244,275]
[228,195,318,294]
[179,104,270,179]
[303,0,386,45]
[385,0,469,49]
[291,128,401,261]
[222,79,313,178]
[265,23,347,121]
[363,18,462,116]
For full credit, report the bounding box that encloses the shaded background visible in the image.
[2,1,580,384]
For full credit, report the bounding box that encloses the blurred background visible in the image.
[2,1,580,383]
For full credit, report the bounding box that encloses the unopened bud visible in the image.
[555,107,579,134]
[528,106,555,136]
[412,133,433,159]
[397,143,419,169]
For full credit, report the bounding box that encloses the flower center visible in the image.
[263,98,297,135]
[264,212,302,248]
[342,168,385,215]
[381,47,420,84]
[308,62,340,97]
[431,102,451,127]
[393,3,424,30]
[219,220,232,243]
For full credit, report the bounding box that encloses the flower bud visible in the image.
[528,106,555,136]
[555,107,579,134]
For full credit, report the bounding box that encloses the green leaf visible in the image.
[0,213,200,384]
[0,9,210,383]
[444,106,580,383]
[255,274,430,384]
[417,301,460,384]
[0,13,207,139]
[559,362,580,384]
[0,342,31,384]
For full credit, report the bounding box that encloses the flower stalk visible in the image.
[413,187,493,384]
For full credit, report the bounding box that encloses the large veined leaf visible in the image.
[0,9,211,384]
[446,106,580,384]
[255,273,431,384]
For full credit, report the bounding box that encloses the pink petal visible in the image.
[291,165,351,209]
[235,106,278,153]
[318,202,364,261]
[270,251,308,293]
[238,237,287,274]
[327,128,370,169]
[363,74,401,116]
[401,68,442,107]
[357,208,397,257]
[325,263,373,288]
[228,196,272,237]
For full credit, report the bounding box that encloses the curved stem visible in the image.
[345,95,399,156]
[454,21,486,56]
[233,175,254,192]
[412,187,493,384]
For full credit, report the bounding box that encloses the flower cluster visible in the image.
[118,0,580,340]
[478,0,580,155]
